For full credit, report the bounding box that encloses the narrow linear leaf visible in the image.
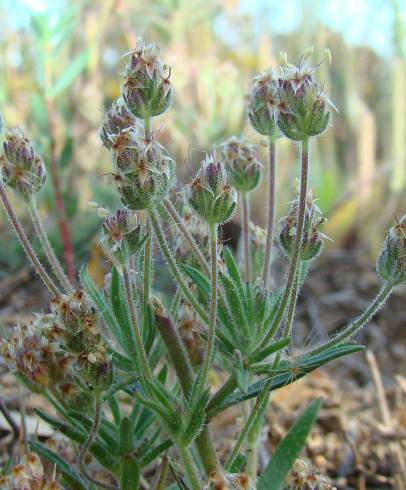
[257,399,321,490]
[80,266,126,351]
[110,266,137,356]
[208,345,364,416]
[48,50,90,98]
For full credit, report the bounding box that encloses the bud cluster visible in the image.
[121,38,173,119]
[0,453,61,490]
[219,137,262,193]
[247,70,280,137]
[1,128,46,199]
[377,215,406,285]
[247,57,335,141]
[100,208,146,266]
[279,190,326,262]
[189,154,237,224]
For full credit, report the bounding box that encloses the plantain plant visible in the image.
[0,39,405,490]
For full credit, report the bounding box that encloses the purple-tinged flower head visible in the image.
[277,55,336,141]
[219,136,262,193]
[377,214,406,285]
[121,37,173,120]
[1,128,46,199]
[189,154,237,225]
[100,208,146,266]
[99,98,137,149]
[279,188,327,262]
[247,70,281,137]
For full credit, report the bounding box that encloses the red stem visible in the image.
[46,99,76,283]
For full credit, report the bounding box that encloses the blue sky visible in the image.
[2,0,405,56]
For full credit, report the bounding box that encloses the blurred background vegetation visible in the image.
[0,0,405,275]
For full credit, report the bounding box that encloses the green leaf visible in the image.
[257,399,321,490]
[47,49,90,98]
[223,246,243,289]
[110,266,137,357]
[119,417,134,455]
[30,94,49,133]
[249,336,291,365]
[208,345,364,417]
[34,409,117,470]
[80,266,126,352]
[181,264,210,296]
[30,441,90,490]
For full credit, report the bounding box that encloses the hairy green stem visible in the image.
[144,116,151,140]
[122,265,153,380]
[208,373,237,412]
[28,199,73,291]
[154,306,222,479]
[198,222,218,389]
[163,198,210,276]
[170,287,182,319]
[178,446,201,490]
[0,183,59,296]
[143,218,152,335]
[262,138,276,290]
[256,138,310,352]
[148,207,209,324]
[282,262,305,338]
[79,393,118,490]
[307,281,394,356]
[225,378,270,471]
[241,193,251,283]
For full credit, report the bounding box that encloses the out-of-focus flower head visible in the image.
[1,128,46,199]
